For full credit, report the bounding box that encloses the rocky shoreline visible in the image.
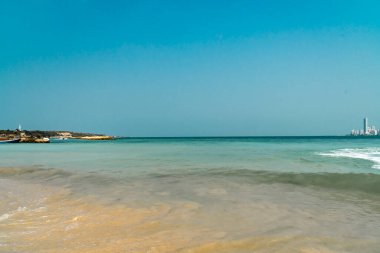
[20,137,50,143]
[0,129,115,143]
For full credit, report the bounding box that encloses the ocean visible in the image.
[1,137,380,252]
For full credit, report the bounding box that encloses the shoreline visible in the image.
[1,165,379,253]
[0,129,115,143]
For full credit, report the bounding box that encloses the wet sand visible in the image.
[1,166,380,253]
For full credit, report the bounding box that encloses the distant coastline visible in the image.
[0,129,114,143]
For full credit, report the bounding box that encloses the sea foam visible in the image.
[0,213,10,222]
[319,148,380,169]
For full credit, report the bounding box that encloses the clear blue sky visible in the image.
[1,0,380,136]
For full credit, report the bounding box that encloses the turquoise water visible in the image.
[2,137,380,174]
[1,137,380,252]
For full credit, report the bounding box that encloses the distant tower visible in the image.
[18,124,22,131]
[364,117,368,134]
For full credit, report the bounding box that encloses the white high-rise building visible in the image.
[364,117,368,134]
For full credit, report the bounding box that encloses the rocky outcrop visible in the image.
[1,129,115,142]
[20,137,50,143]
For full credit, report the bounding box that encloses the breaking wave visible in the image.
[3,165,380,197]
[319,148,380,169]
[148,168,380,195]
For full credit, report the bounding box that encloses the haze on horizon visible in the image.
[1,1,380,137]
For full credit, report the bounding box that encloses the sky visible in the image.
[1,0,380,136]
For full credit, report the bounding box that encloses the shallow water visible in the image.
[1,137,380,252]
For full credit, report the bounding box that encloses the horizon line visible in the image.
[120,135,373,138]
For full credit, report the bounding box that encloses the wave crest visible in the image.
[319,148,380,169]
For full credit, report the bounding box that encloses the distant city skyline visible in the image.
[350,117,380,136]
[1,1,380,136]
